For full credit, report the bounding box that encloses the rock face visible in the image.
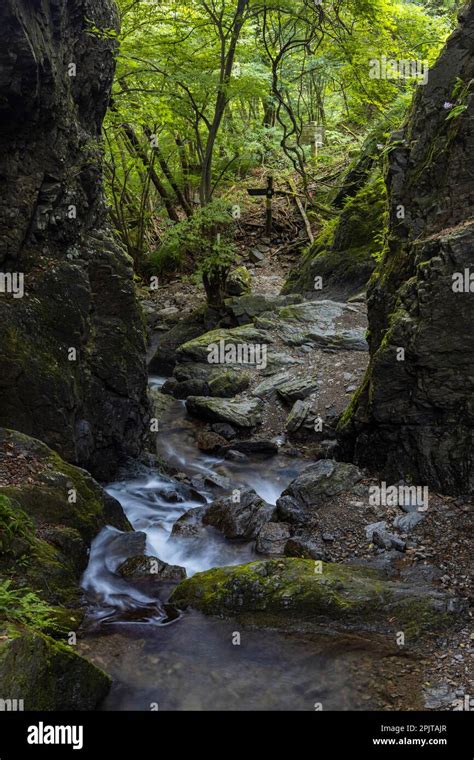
[340,6,474,496]
[0,0,149,480]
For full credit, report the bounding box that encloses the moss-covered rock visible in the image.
[176,325,272,363]
[0,628,111,710]
[225,266,252,296]
[170,558,459,636]
[207,369,251,398]
[283,173,387,300]
[186,396,263,428]
[0,429,130,610]
[0,429,130,541]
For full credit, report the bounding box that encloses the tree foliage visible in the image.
[100,0,455,301]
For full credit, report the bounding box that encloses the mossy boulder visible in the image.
[186,396,263,428]
[170,558,460,636]
[0,429,130,609]
[0,429,130,541]
[226,266,252,296]
[207,369,251,398]
[0,628,111,710]
[176,325,272,363]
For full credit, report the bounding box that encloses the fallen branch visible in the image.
[286,178,314,244]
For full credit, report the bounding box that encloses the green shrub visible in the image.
[149,200,237,307]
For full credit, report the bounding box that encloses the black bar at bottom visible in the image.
[0,710,471,757]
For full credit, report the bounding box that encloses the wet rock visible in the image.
[202,472,232,491]
[256,522,291,555]
[171,379,210,399]
[211,423,237,440]
[203,489,275,540]
[220,439,278,457]
[225,449,248,462]
[170,558,460,634]
[186,396,263,428]
[196,431,227,453]
[149,388,175,422]
[171,507,207,538]
[0,629,111,710]
[276,460,363,524]
[105,531,147,572]
[117,555,186,583]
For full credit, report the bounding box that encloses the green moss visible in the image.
[170,558,454,637]
[208,369,251,397]
[284,172,387,296]
[0,627,111,710]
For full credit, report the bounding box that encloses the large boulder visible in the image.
[254,301,368,350]
[117,555,186,584]
[186,396,263,428]
[339,5,474,496]
[176,325,272,363]
[170,558,460,635]
[203,489,275,540]
[0,629,111,710]
[276,459,363,524]
[0,428,130,609]
[0,0,149,480]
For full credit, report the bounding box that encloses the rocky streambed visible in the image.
[74,294,471,711]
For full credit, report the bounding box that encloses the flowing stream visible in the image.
[79,376,415,711]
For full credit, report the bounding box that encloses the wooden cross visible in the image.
[247,175,285,236]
